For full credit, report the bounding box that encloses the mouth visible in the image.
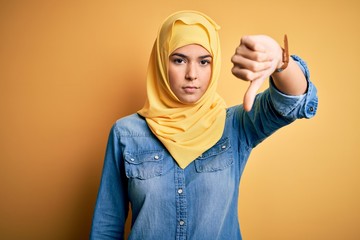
[182,86,199,94]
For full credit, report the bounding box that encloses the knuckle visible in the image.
[231,66,238,76]
[242,71,255,81]
[254,52,264,61]
[241,35,249,43]
[231,54,243,66]
[235,46,243,55]
[251,62,260,71]
[231,55,237,64]
[231,67,249,81]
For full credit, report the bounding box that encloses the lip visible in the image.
[182,86,199,94]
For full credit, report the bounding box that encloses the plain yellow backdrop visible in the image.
[1,0,359,239]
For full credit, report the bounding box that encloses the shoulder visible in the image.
[225,105,243,123]
[113,113,151,137]
[115,113,146,126]
[226,106,240,116]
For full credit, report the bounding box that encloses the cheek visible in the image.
[203,68,212,89]
[168,69,177,90]
[168,65,182,89]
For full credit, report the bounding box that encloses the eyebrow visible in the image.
[170,53,212,59]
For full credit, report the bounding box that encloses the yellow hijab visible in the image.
[138,11,226,169]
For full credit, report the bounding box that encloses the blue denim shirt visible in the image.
[90,56,318,240]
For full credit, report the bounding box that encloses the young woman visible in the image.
[90,10,318,240]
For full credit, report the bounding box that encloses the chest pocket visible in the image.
[124,150,166,180]
[195,137,233,172]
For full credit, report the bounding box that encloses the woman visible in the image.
[90,10,318,240]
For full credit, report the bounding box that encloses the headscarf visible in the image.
[138,10,226,169]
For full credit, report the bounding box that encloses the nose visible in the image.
[185,63,197,81]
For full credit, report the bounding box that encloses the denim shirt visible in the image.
[90,55,318,240]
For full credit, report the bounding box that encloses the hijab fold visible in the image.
[138,11,226,169]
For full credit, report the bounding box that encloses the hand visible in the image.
[231,35,283,111]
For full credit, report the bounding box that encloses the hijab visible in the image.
[138,10,226,169]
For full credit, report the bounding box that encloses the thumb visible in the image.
[243,78,265,112]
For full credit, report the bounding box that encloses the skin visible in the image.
[168,36,308,110]
[231,35,308,111]
[168,44,212,104]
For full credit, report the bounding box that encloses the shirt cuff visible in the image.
[269,55,318,119]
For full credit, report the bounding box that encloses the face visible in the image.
[168,44,212,104]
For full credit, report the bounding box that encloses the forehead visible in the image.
[171,44,211,56]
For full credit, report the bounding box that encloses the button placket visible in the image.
[175,166,187,239]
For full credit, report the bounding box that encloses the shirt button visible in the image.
[221,145,226,149]
[177,188,183,194]
[130,158,135,162]
[309,106,314,112]
[154,155,159,160]
[179,220,185,226]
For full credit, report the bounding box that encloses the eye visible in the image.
[200,59,211,66]
[171,57,186,65]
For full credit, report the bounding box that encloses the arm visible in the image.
[231,35,318,147]
[236,56,318,148]
[90,125,129,240]
[231,35,308,111]
[271,57,308,96]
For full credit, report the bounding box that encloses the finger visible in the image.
[233,48,273,63]
[241,35,266,52]
[231,55,272,77]
[243,77,266,112]
[231,67,266,81]
[232,47,269,63]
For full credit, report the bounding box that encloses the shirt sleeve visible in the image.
[269,55,318,119]
[90,124,129,240]
[240,55,318,148]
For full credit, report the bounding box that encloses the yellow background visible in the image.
[1,0,359,239]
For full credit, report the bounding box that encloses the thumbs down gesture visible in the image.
[231,35,283,112]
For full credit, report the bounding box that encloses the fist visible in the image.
[231,35,283,111]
